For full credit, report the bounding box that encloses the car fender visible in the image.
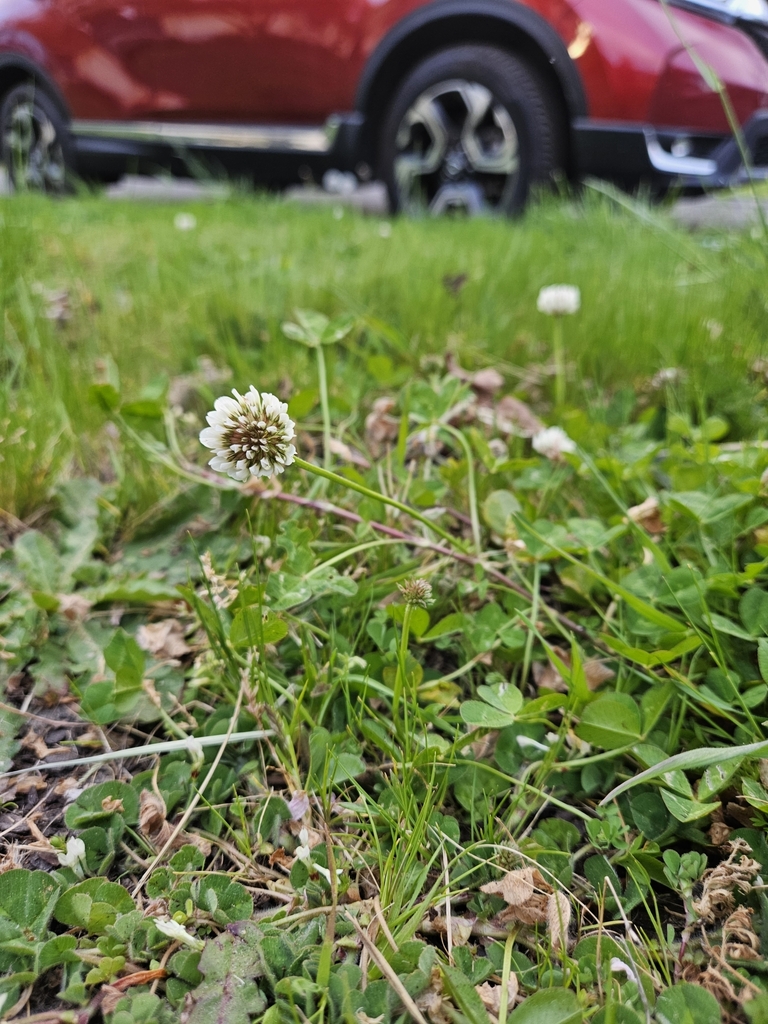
[355,0,588,120]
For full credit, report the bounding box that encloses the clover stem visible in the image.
[293,456,465,550]
[316,344,333,474]
[392,603,414,733]
[440,423,481,555]
[553,317,566,408]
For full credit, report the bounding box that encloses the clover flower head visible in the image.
[153,917,205,951]
[537,285,581,317]
[398,578,434,608]
[57,836,87,873]
[532,426,577,461]
[200,387,296,482]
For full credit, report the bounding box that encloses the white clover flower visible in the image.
[610,957,638,983]
[294,828,312,864]
[174,212,196,231]
[57,836,87,875]
[153,917,205,951]
[200,387,297,482]
[537,285,581,317]
[397,578,434,608]
[532,426,577,460]
[185,736,204,767]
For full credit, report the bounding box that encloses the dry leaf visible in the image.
[57,593,92,622]
[137,619,191,661]
[139,790,175,850]
[547,890,572,950]
[430,913,475,946]
[494,395,544,438]
[365,397,399,454]
[721,906,761,960]
[481,866,537,906]
[533,645,614,693]
[102,796,124,814]
[627,496,666,536]
[100,985,124,1017]
[21,730,51,760]
[693,838,761,923]
[327,438,371,469]
[476,977,518,1016]
[709,821,731,846]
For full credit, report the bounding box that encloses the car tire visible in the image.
[378,44,564,216]
[0,82,73,193]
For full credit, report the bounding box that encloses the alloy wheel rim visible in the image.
[3,99,66,191]
[393,79,520,215]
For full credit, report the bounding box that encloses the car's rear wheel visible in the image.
[378,44,563,216]
[0,82,72,193]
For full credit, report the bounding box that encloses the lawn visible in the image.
[1,189,768,1024]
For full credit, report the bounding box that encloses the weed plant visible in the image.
[1,192,768,1023]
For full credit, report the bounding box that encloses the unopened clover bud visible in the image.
[152,918,205,951]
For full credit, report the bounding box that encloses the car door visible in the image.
[62,0,362,123]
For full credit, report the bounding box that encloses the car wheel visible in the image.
[0,82,72,193]
[378,45,563,216]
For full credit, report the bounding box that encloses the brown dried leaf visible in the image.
[100,985,124,1017]
[21,730,51,760]
[627,496,666,536]
[532,646,614,693]
[722,906,761,960]
[429,913,475,946]
[137,619,191,661]
[102,796,125,814]
[547,891,572,951]
[365,397,399,455]
[495,395,544,438]
[693,838,761,923]
[476,977,518,1016]
[481,867,536,906]
[57,593,93,622]
[327,438,371,469]
[471,367,505,397]
[139,790,175,850]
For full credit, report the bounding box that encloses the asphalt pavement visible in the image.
[1,164,766,229]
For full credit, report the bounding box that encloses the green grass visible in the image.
[2,189,768,1024]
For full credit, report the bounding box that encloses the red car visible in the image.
[2,0,768,213]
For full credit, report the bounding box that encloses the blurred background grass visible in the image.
[1,189,767,518]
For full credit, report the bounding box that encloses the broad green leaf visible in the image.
[575,694,642,750]
[389,603,430,638]
[655,983,720,1024]
[422,613,464,641]
[482,490,521,535]
[54,879,135,932]
[708,613,755,641]
[660,790,720,823]
[65,781,139,829]
[509,988,582,1024]
[742,778,768,812]
[0,871,61,936]
[740,587,768,636]
[698,757,743,801]
[230,609,289,649]
[14,530,62,593]
[476,684,523,716]
[460,701,516,730]
[86,579,180,604]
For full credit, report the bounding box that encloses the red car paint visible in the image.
[0,0,766,128]
[3,0,768,193]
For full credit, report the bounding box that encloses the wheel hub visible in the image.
[3,98,66,192]
[394,78,519,215]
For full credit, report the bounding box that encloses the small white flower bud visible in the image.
[537,285,581,317]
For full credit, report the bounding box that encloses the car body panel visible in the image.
[2,0,768,186]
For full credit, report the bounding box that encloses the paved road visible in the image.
[2,164,766,228]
